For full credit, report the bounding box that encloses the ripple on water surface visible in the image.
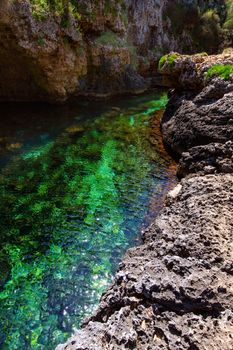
[0,93,176,349]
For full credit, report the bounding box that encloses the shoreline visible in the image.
[56,52,233,349]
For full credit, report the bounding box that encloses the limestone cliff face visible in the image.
[0,0,230,102]
[0,0,88,102]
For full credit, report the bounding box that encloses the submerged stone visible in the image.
[0,93,176,349]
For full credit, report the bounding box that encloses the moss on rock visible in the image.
[205,63,233,80]
[158,53,180,70]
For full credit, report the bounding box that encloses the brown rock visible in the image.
[0,0,230,102]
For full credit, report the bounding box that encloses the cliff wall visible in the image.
[0,0,231,102]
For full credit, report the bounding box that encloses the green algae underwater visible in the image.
[0,93,176,350]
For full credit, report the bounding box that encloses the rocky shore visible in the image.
[56,52,233,349]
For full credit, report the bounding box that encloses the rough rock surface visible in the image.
[177,141,233,178]
[56,52,233,349]
[0,0,229,102]
[57,174,233,350]
[160,51,233,155]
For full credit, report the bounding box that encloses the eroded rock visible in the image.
[177,141,233,177]
[56,174,233,350]
[160,51,233,155]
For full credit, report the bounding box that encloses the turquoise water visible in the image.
[0,93,176,349]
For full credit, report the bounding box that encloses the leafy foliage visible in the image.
[28,0,126,23]
[163,2,224,54]
[205,64,233,80]
[28,0,80,20]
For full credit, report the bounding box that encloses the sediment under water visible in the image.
[0,92,176,350]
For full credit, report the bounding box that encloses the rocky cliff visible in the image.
[56,51,233,349]
[0,0,231,102]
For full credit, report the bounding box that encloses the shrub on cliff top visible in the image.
[205,64,233,80]
[158,53,179,70]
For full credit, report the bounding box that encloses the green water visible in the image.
[0,93,175,350]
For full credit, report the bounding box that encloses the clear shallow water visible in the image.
[0,93,176,350]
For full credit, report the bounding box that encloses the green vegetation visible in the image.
[28,0,80,20]
[95,31,123,47]
[205,64,233,80]
[103,0,126,15]
[158,53,179,70]
[223,0,233,30]
[0,94,170,349]
[27,0,127,25]
[163,2,224,54]
[193,8,221,54]
[104,0,116,16]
